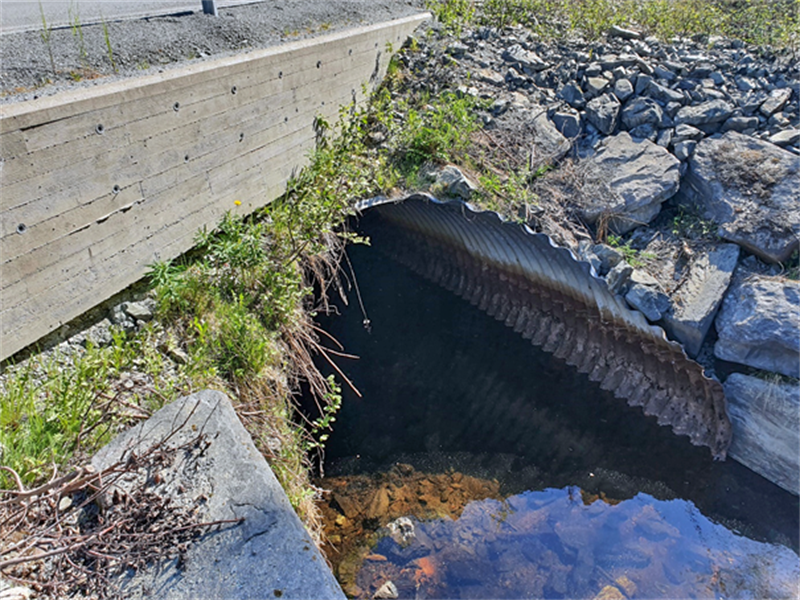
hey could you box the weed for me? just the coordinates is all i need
[426,0,476,35]
[396,91,481,171]
[671,206,717,240]
[69,0,88,66]
[101,17,117,73]
[607,234,656,267]
[782,250,799,281]
[0,327,184,489]
[137,60,151,70]
[38,1,57,78]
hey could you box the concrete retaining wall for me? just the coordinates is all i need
[0,13,428,362]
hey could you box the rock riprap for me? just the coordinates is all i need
[662,243,740,357]
[724,374,799,496]
[714,275,800,379]
[579,132,680,233]
[680,132,800,264]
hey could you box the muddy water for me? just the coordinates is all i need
[311,241,800,599]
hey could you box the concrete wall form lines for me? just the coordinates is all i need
[0,13,430,362]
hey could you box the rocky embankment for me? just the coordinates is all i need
[395,21,798,493]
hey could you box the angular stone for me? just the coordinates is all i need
[621,97,663,130]
[715,275,800,378]
[557,82,586,109]
[530,111,571,167]
[721,116,760,133]
[629,123,657,142]
[680,132,800,263]
[92,390,346,599]
[672,123,704,143]
[625,283,671,322]
[593,243,623,275]
[656,128,673,148]
[769,129,800,148]
[653,64,677,82]
[661,243,739,357]
[606,261,633,294]
[580,132,680,234]
[585,76,610,97]
[125,299,156,321]
[608,25,642,40]
[437,165,478,200]
[647,80,684,104]
[585,93,620,135]
[760,88,793,117]
[552,111,582,139]
[725,374,799,496]
[502,44,548,73]
[477,68,505,86]
[675,99,734,125]
[613,78,634,102]
[674,140,697,161]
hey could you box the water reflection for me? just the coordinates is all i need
[359,487,799,599]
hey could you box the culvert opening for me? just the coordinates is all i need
[304,197,799,599]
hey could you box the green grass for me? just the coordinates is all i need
[607,234,657,268]
[0,327,181,489]
[478,0,799,48]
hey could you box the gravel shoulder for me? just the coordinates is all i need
[0,0,426,103]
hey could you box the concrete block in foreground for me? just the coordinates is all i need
[92,389,345,600]
[725,374,799,496]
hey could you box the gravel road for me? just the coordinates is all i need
[0,0,427,103]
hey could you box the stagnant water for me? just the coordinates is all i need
[308,239,799,599]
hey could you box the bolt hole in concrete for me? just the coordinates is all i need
[231,85,237,94]
[111,184,120,195]
[16,223,26,234]
[95,123,104,135]
[306,219,799,599]
[173,101,180,112]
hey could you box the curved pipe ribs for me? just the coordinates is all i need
[356,194,732,459]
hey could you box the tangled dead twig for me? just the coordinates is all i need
[0,432,243,599]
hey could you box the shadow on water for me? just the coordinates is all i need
[308,232,799,598]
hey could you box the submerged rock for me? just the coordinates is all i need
[580,132,680,234]
[714,275,800,378]
[680,132,800,263]
[725,373,799,496]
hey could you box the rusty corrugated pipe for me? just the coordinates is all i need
[355,194,732,459]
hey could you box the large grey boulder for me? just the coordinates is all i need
[675,99,734,126]
[714,275,800,378]
[662,243,739,357]
[680,132,800,263]
[725,374,799,496]
[92,390,346,600]
[585,92,620,135]
[579,132,681,234]
[530,111,571,168]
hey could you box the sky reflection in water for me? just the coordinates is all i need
[362,487,799,599]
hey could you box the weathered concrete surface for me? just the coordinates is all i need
[715,275,800,378]
[680,132,800,264]
[662,243,740,357]
[0,13,429,362]
[725,374,800,496]
[580,132,681,234]
[92,390,346,600]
